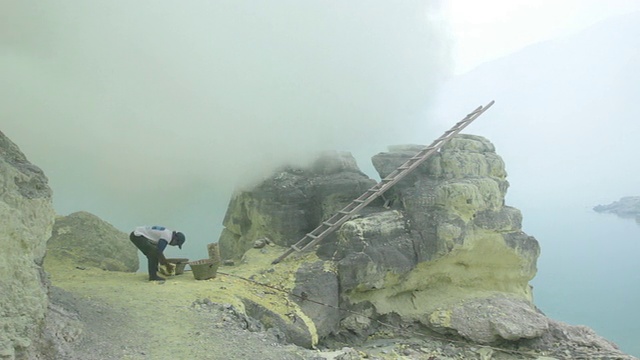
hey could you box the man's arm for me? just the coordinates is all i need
[157,239,169,265]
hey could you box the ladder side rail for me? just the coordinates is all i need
[379,105,491,185]
[294,108,476,254]
[298,191,385,253]
[296,135,452,253]
[376,131,461,189]
[272,101,494,264]
[272,247,296,265]
[295,197,375,249]
[299,196,382,251]
[378,101,494,188]
[273,198,366,263]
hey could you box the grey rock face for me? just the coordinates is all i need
[0,131,56,359]
[335,210,417,293]
[334,135,540,332]
[0,131,52,200]
[242,298,315,348]
[45,211,139,272]
[521,319,635,360]
[428,296,549,344]
[291,261,340,339]
[219,151,376,260]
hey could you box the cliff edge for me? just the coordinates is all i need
[0,131,59,359]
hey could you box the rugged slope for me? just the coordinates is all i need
[44,241,637,360]
[216,134,636,359]
[0,131,56,359]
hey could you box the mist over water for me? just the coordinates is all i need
[521,199,640,356]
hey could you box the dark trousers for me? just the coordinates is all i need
[129,232,159,278]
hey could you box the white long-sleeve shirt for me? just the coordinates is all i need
[133,226,173,245]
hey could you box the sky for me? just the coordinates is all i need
[437,0,640,207]
[444,0,640,74]
[2,1,639,258]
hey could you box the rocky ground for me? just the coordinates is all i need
[43,246,638,360]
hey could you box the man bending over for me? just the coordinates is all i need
[129,225,186,281]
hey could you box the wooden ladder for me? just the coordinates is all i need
[272,100,495,264]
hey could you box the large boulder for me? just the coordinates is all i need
[46,211,139,272]
[218,151,376,260]
[427,296,548,344]
[521,318,632,359]
[0,131,56,358]
[333,135,540,341]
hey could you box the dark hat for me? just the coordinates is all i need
[174,232,186,249]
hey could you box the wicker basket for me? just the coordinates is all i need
[166,258,189,275]
[189,259,219,280]
[207,243,221,262]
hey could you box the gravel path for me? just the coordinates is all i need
[49,285,327,359]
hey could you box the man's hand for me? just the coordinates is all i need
[159,263,176,276]
[165,263,175,274]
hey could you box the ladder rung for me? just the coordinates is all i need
[307,233,318,239]
[323,221,335,227]
[329,211,345,218]
[292,245,302,252]
[342,203,358,211]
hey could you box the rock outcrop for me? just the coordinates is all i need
[0,131,56,359]
[594,196,640,221]
[333,135,541,343]
[214,132,634,355]
[219,151,376,260]
[45,211,139,272]
[218,134,550,348]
